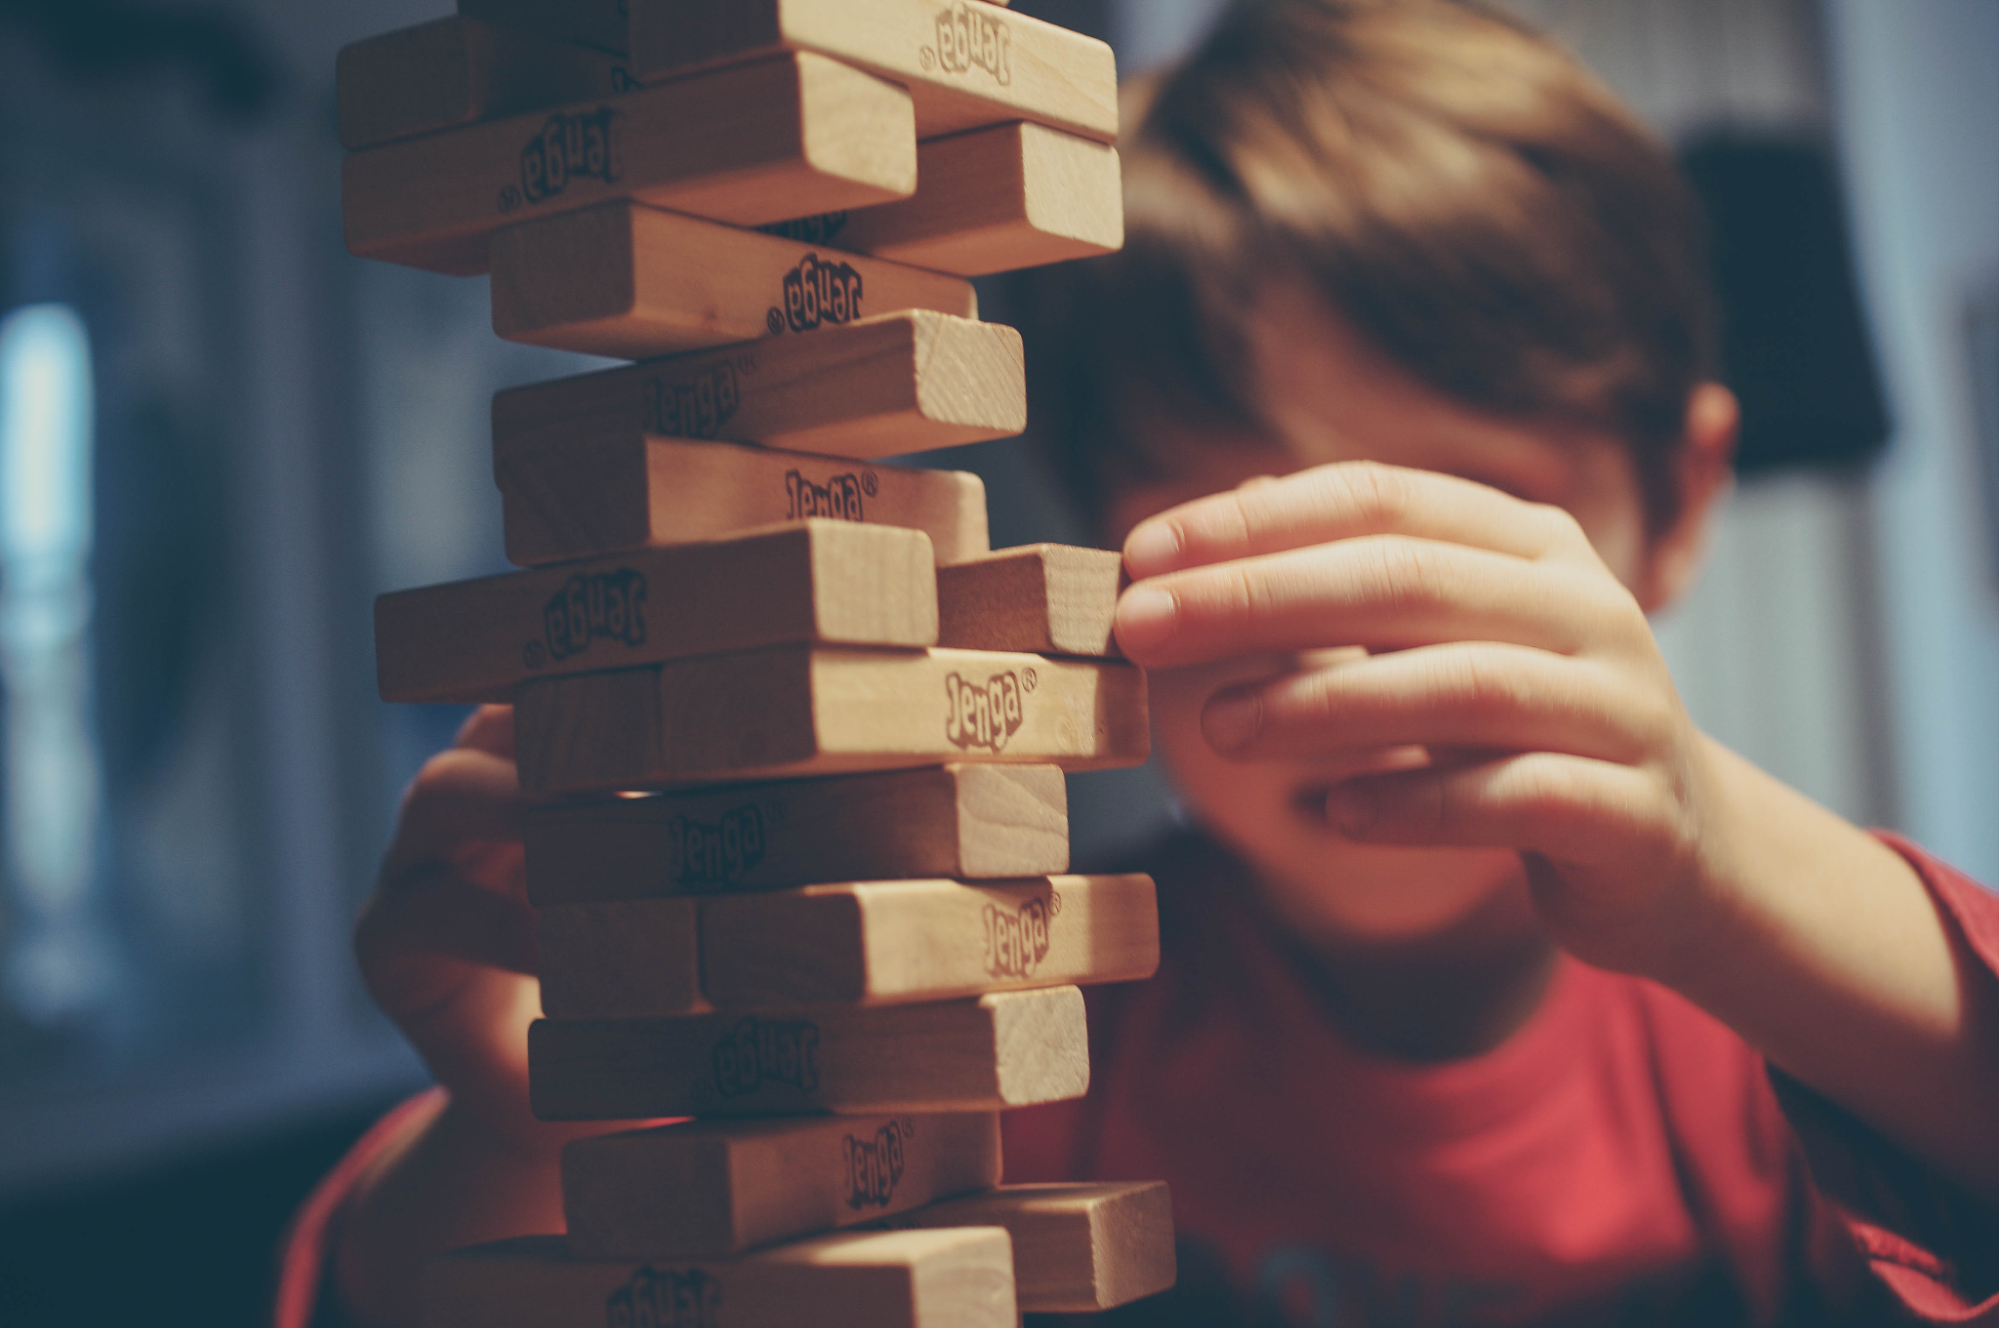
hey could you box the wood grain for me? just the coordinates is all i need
[937,543,1124,657]
[629,0,1117,142]
[523,764,1067,905]
[458,0,631,56]
[536,897,708,1020]
[498,434,990,568]
[512,646,1149,794]
[344,52,915,274]
[375,520,937,704]
[529,987,1088,1116]
[489,201,975,360]
[336,17,633,150]
[562,1112,1001,1258]
[701,874,1159,1008]
[492,310,1022,463]
[884,1181,1176,1312]
[420,1227,1016,1327]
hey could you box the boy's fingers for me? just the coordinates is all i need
[455,704,517,759]
[383,747,528,877]
[358,866,540,981]
[1201,644,1659,764]
[1117,535,1634,667]
[1123,461,1583,578]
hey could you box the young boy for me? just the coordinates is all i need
[298,1,1999,1322]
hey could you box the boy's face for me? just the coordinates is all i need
[1108,287,1716,947]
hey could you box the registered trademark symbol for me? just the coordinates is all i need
[1049,890,1064,917]
[861,470,879,496]
[764,801,787,825]
[919,46,935,69]
[1021,666,1038,691]
[522,640,545,669]
[498,185,522,212]
[766,307,784,335]
[737,350,759,374]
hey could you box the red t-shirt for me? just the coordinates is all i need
[1003,830,1999,1324]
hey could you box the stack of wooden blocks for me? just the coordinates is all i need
[343,1,1176,1323]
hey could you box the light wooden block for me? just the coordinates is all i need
[375,520,936,705]
[886,1182,1176,1313]
[420,1228,1017,1327]
[499,434,989,568]
[563,1112,1001,1258]
[513,646,1149,793]
[492,311,1023,463]
[938,543,1123,657]
[344,52,915,275]
[771,121,1122,277]
[336,17,633,151]
[524,764,1067,904]
[458,0,630,56]
[702,874,1158,1008]
[629,0,1117,142]
[490,201,976,360]
[537,897,708,1020]
[529,987,1088,1117]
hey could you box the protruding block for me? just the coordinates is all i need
[490,202,976,360]
[492,311,1023,463]
[524,764,1068,905]
[537,897,707,1020]
[343,52,916,274]
[512,646,1149,793]
[702,874,1159,1008]
[336,17,632,150]
[938,544,1123,657]
[459,0,630,56]
[420,1228,1017,1327]
[498,434,990,568]
[529,987,1088,1116]
[375,521,937,704]
[629,0,1118,142]
[563,1112,1001,1258]
[773,121,1122,277]
[886,1182,1177,1313]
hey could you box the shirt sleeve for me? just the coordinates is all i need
[1769,833,1999,1326]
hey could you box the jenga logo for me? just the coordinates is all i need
[646,361,739,439]
[773,252,863,334]
[983,895,1052,978]
[535,569,645,666]
[761,213,850,246]
[509,108,622,210]
[604,1266,720,1327]
[669,806,765,888]
[945,670,1025,752]
[845,1121,908,1209]
[930,3,1011,84]
[712,1016,820,1097]
[785,469,870,521]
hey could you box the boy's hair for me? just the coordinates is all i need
[1017,0,1715,536]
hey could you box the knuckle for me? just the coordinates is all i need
[1334,460,1411,529]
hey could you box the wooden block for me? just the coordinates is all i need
[458,0,630,56]
[420,1227,1016,1327]
[629,0,1117,143]
[770,121,1122,277]
[938,544,1123,657]
[885,1182,1176,1312]
[375,520,936,705]
[492,311,1022,463]
[563,1112,1001,1258]
[523,765,1067,905]
[529,987,1087,1116]
[490,201,976,360]
[703,874,1158,1008]
[537,897,707,1020]
[513,646,1149,793]
[336,17,634,151]
[343,52,915,275]
[497,433,990,568]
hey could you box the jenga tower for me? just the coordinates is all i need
[344,2,1177,1323]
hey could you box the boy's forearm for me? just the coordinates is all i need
[1661,737,1999,1198]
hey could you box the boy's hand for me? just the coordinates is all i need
[1112,460,1722,979]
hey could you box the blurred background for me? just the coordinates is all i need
[0,0,1992,1321]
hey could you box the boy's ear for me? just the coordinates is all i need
[1636,382,1738,614]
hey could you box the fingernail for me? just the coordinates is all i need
[1203,691,1263,751]
[1327,785,1376,835]
[1124,521,1182,577]
[1115,584,1179,652]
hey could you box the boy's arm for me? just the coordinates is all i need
[1114,461,1999,1200]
